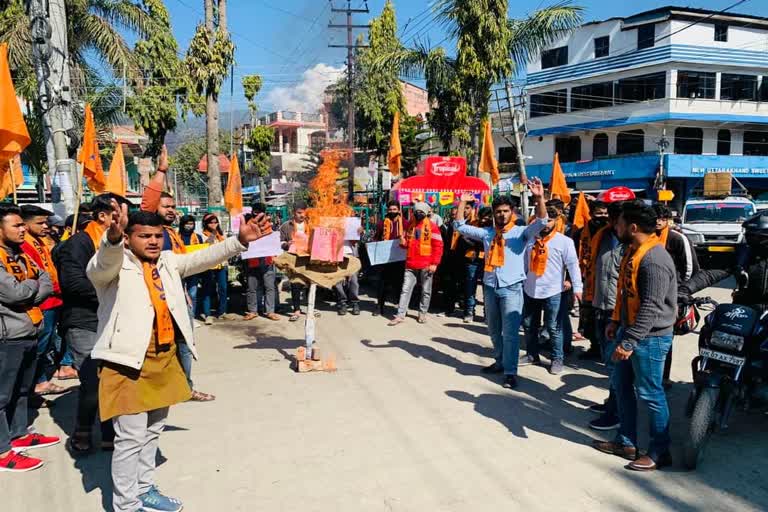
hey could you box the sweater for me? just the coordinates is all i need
[404,219,443,270]
[620,244,678,347]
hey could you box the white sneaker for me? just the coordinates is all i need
[204,316,214,325]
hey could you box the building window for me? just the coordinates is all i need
[529,89,567,117]
[760,77,768,101]
[571,82,613,111]
[615,72,666,104]
[675,127,703,155]
[744,131,768,156]
[616,129,644,155]
[717,129,731,155]
[541,46,568,69]
[721,74,758,101]
[677,71,716,99]
[594,36,609,58]
[715,23,728,42]
[637,24,655,50]
[555,136,581,163]
[593,133,609,158]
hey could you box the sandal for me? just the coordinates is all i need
[289,312,303,322]
[35,382,69,396]
[189,390,216,402]
[54,367,79,380]
[265,313,281,321]
[67,431,92,455]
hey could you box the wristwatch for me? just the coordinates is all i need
[620,341,635,352]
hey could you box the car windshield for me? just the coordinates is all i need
[684,203,754,223]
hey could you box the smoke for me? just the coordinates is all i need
[265,63,344,113]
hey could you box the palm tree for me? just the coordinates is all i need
[385,1,583,174]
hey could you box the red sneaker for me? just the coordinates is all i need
[10,433,61,452]
[0,451,44,472]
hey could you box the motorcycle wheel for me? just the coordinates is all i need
[683,386,720,470]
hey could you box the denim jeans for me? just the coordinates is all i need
[177,341,194,390]
[594,309,618,421]
[464,261,482,316]
[184,275,201,317]
[523,293,564,361]
[397,268,434,317]
[560,291,573,354]
[613,333,673,460]
[484,282,524,375]
[35,308,61,383]
[0,338,37,453]
[201,267,228,317]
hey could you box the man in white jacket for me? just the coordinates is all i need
[87,201,271,512]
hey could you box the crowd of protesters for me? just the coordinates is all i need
[0,163,706,512]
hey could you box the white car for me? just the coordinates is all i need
[680,197,755,261]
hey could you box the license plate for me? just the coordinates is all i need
[708,246,736,253]
[700,348,745,366]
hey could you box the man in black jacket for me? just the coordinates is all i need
[55,194,128,452]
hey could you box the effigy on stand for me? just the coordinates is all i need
[274,150,360,373]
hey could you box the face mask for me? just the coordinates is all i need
[414,212,426,221]
[386,212,399,220]
[591,217,608,229]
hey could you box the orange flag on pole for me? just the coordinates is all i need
[77,104,106,193]
[0,43,30,161]
[105,142,127,196]
[479,119,499,185]
[572,191,591,230]
[387,111,402,176]
[0,155,23,202]
[549,152,571,205]
[224,152,243,215]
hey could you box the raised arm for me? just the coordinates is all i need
[140,145,168,213]
[523,178,548,240]
[455,192,489,241]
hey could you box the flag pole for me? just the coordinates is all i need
[71,161,85,234]
[9,161,17,204]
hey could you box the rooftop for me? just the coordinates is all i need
[583,5,768,29]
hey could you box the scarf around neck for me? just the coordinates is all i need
[484,219,515,272]
[529,229,558,277]
[612,234,662,325]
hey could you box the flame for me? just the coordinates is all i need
[306,149,353,227]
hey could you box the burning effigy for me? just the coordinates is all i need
[274,150,361,372]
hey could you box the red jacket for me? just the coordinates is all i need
[403,219,443,270]
[21,240,63,310]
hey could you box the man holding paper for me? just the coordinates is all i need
[244,203,280,321]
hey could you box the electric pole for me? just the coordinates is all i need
[497,79,529,215]
[329,1,369,200]
[27,0,77,215]
[655,127,669,190]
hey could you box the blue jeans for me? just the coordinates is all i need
[560,291,573,353]
[594,309,618,421]
[177,341,194,389]
[523,293,564,362]
[613,334,673,460]
[464,261,482,316]
[35,308,61,383]
[201,268,228,317]
[185,275,201,316]
[484,282,524,375]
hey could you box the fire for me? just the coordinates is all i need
[306,149,353,224]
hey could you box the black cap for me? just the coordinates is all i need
[20,204,54,220]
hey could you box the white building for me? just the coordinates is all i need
[502,6,768,205]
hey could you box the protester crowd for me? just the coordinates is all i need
[0,166,707,512]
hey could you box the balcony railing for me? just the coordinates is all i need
[258,111,325,126]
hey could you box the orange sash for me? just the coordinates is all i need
[84,221,107,250]
[382,216,403,241]
[658,225,670,247]
[0,247,44,325]
[484,219,515,272]
[612,235,662,325]
[407,219,432,256]
[24,233,59,290]
[529,229,558,277]
[181,232,201,246]
[165,226,187,254]
[555,215,566,234]
[583,225,610,302]
[203,229,225,243]
[142,262,175,348]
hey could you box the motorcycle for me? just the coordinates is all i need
[682,298,768,470]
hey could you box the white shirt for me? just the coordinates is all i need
[523,232,583,299]
[295,222,306,234]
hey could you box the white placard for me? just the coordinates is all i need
[365,240,407,265]
[241,231,282,260]
[345,217,362,240]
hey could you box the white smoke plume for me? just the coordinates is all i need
[265,63,344,113]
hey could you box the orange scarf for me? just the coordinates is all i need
[578,223,594,275]
[24,233,59,290]
[0,247,44,325]
[382,216,403,241]
[181,232,202,246]
[658,225,670,247]
[484,219,516,272]
[583,224,611,302]
[142,262,175,348]
[451,210,476,250]
[612,235,662,325]
[407,219,432,256]
[84,221,107,250]
[203,229,225,243]
[165,226,187,254]
[529,229,558,277]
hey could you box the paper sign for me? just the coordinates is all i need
[185,243,209,253]
[411,192,425,203]
[399,192,411,205]
[439,191,454,205]
[425,192,439,205]
[366,240,407,266]
[242,231,282,260]
[345,217,362,240]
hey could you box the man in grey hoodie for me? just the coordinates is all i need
[0,205,58,473]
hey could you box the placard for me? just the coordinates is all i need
[241,231,282,260]
[185,243,209,253]
[344,217,362,240]
[365,240,407,266]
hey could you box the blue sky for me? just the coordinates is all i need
[161,0,764,112]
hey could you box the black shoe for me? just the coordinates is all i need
[589,415,620,431]
[338,303,348,316]
[502,375,518,389]
[578,347,602,361]
[351,303,361,315]
[519,354,541,367]
[372,310,380,317]
[589,403,607,414]
[481,362,504,374]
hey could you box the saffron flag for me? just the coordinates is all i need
[0,43,30,161]
[549,152,571,205]
[224,152,243,215]
[0,155,23,201]
[388,111,402,176]
[572,191,591,230]
[478,119,499,185]
[105,142,127,196]
[77,104,106,193]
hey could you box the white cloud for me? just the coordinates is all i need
[265,63,344,113]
